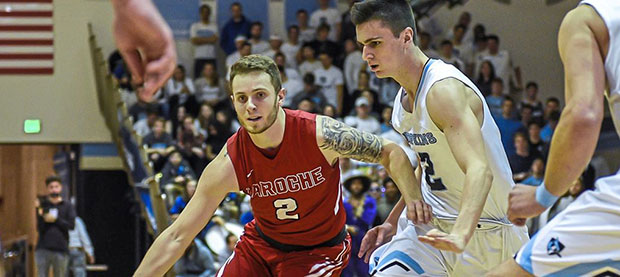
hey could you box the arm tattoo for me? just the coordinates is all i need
[319,117,383,163]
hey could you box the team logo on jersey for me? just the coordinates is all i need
[547,237,565,258]
[403,132,437,146]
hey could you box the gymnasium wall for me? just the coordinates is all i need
[0,0,578,143]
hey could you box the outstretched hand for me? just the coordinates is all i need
[418,229,467,253]
[112,0,176,102]
[358,222,396,263]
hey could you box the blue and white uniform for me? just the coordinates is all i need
[515,1,620,276]
[369,59,528,276]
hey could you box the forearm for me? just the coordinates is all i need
[134,226,192,276]
[452,166,492,240]
[380,141,422,202]
[544,108,602,196]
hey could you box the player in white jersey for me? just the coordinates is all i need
[488,1,620,276]
[351,0,528,275]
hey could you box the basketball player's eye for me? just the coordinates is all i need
[258,92,266,98]
[238,95,247,102]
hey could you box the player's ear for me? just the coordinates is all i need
[277,88,286,105]
[401,27,414,45]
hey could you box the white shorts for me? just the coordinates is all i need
[370,216,529,276]
[515,174,620,276]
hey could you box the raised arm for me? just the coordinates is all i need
[507,6,606,224]
[316,115,430,224]
[418,79,493,253]
[134,147,238,276]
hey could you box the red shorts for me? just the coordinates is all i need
[217,221,351,277]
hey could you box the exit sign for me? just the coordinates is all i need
[24,119,41,134]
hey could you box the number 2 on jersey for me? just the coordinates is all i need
[274,198,299,220]
[418,152,447,191]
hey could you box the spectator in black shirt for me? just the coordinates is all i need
[143,118,175,172]
[35,176,76,277]
[307,24,340,65]
[509,132,542,182]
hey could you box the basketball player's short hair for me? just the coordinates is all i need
[350,0,417,41]
[45,176,62,186]
[230,55,282,95]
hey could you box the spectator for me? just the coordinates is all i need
[35,176,76,277]
[542,165,595,224]
[520,81,544,121]
[343,39,364,95]
[68,216,95,277]
[314,51,344,113]
[220,2,251,55]
[309,0,341,42]
[281,25,301,69]
[452,24,474,74]
[133,105,159,137]
[279,65,303,108]
[340,0,359,44]
[519,105,534,130]
[248,22,269,54]
[190,4,218,79]
[296,9,315,44]
[509,132,541,182]
[176,116,207,174]
[274,52,300,81]
[350,89,382,118]
[380,106,393,134]
[527,121,546,159]
[475,35,521,95]
[485,78,505,118]
[368,182,382,203]
[438,40,465,72]
[292,73,328,111]
[170,179,198,217]
[296,97,319,114]
[447,12,474,48]
[217,234,238,266]
[263,35,284,60]
[475,60,496,97]
[298,45,321,77]
[307,24,340,63]
[374,177,401,226]
[194,63,226,107]
[543,96,561,124]
[160,151,196,188]
[494,97,524,156]
[166,65,199,116]
[168,106,187,140]
[418,31,439,59]
[143,118,175,172]
[541,110,561,143]
[521,157,545,186]
[226,42,252,81]
[342,171,376,277]
[174,238,217,277]
[322,104,339,120]
[195,103,214,137]
[205,118,233,162]
[344,97,381,135]
[225,36,248,73]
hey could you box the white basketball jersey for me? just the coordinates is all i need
[581,0,620,144]
[391,59,514,221]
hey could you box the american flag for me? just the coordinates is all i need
[0,0,53,74]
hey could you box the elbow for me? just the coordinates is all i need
[563,103,604,129]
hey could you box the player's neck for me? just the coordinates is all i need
[394,48,429,108]
[248,108,286,149]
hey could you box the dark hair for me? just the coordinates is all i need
[288,25,299,33]
[419,31,430,39]
[527,120,542,129]
[45,176,62,186]
[526,81,538,90]
[317,23,330,32]
[251,21,263,29]
[230,55,282,95]
[351,0,417,40]
[200,4,211,15]
[303,73,315,85]
[476,60,496,83]
[241,42,252,48]
[440,40,452,47]
[296,9,308,16]
[454,24,466,32]
[580,164,596,192]
[274,52,286,59]
[277,65,286,76]
[546,97,560,105]
[176,64,186,75]
[513,131,527,141]
[503,96,514,104]
[492,77,504,85]
[549,110,561,122]
[486,34,500,44]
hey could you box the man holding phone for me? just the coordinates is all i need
[35,176,76,277]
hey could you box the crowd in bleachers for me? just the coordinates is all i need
[107,1,598,276]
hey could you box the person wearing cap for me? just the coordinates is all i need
[263,35,284,60]
[225,36,249,71]
[342,170,377,277]
[344,97,381,135]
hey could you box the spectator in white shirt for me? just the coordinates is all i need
[274,52,300,81]
[189,4,218,78]
[194,63,226,107]
[344,97,381,135]
[314,52,344,113]
[225,36,248,71]
[309,0,341,42]
[343,38,363,95]
[296,9,316,44]
[281,25,301,69]
[452,24,474,75]
[68,217,95,277]
[263,35,283,60]
[248,22,269,54]
[298,45,322,77]
[279,65,304,108]
[439,40,465,72]
[165,65,199,115]
[475,34,522,95]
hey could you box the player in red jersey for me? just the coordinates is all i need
[134,55,431,276]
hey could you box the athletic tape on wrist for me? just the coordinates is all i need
[535,182,559,208]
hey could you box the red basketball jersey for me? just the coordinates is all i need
[227,109,345,246]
